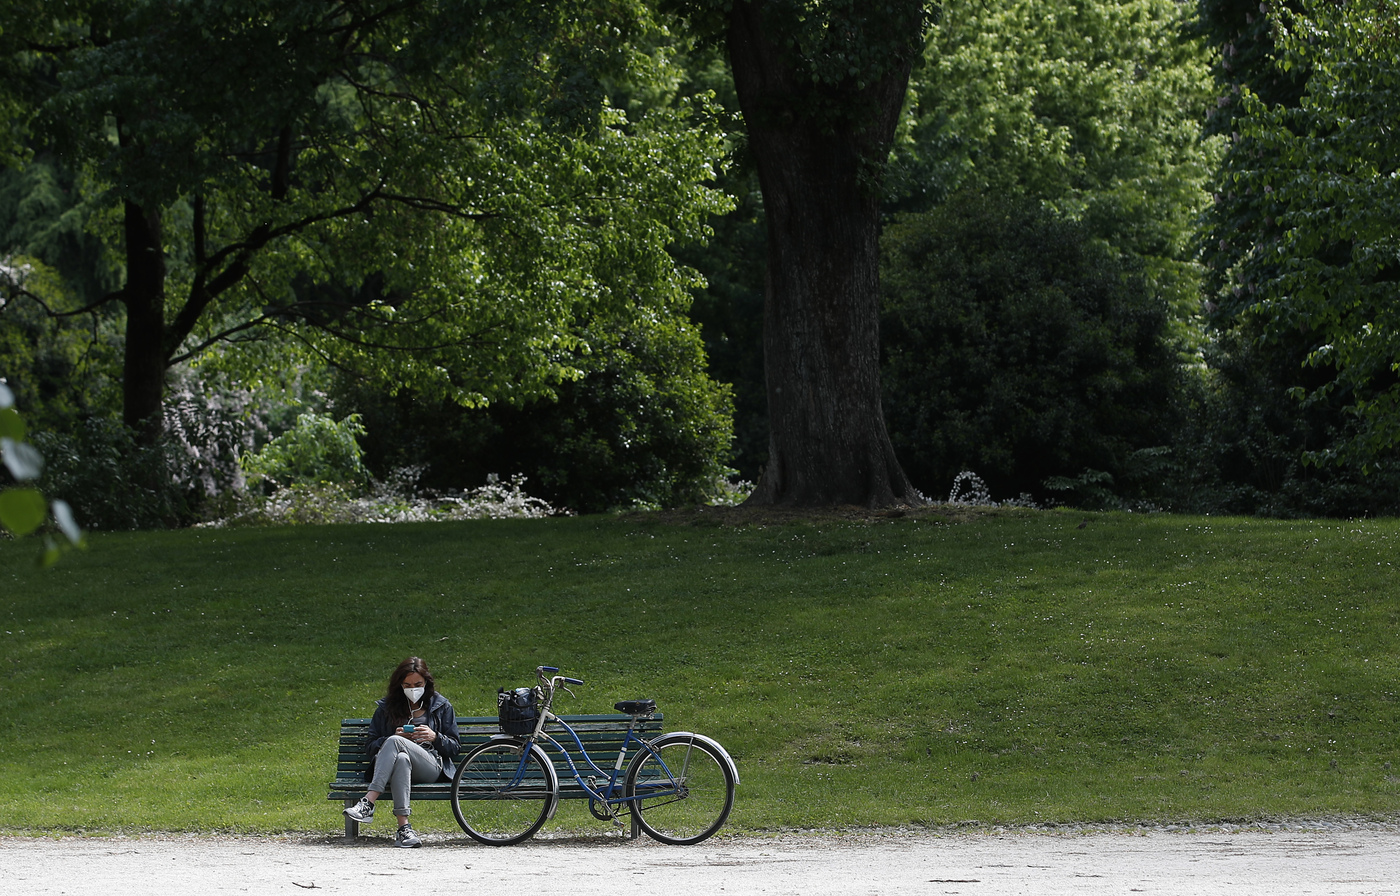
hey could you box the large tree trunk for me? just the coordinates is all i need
[121,199,168,445]
[727,4,923,507]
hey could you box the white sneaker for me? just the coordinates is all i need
[396,823,423,848]
[344,797,374,824]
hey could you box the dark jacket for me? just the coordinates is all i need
[366,692,461,781]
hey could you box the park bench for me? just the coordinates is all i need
[329,712,664,839]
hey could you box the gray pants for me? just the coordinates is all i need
[368,735,443,818]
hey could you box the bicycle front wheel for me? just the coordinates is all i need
[451,740,558,845]
[626,735,735,845]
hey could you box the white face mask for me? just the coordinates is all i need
[403,686,425,705]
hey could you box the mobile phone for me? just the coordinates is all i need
[402,723,416,733]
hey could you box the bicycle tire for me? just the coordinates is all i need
[451,740,558,845]
[626,734,735,845]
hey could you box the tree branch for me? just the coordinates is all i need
[0,281,122,318]
[167,185,387,352]
[167,297,509,367]
[374,192,499,220]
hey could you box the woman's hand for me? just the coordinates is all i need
[410,725,436,745]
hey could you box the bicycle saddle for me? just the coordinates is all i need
[615,699,656,716]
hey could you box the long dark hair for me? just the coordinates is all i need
[382,656,437,726]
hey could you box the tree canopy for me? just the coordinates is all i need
[1220,0,1400,467]
[6,0,1395,520]
[895,0,1219,337]
[0,0,731,442]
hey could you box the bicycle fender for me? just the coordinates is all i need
[650,732,740,785]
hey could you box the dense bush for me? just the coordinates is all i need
[32,418,195,530]
[27,368,272,530]
[1164,326,1400,518]
[241,411,369,491]
[880,192,1188,506]
[338,315,735,514]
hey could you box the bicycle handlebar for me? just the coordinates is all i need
[537,665,584,686]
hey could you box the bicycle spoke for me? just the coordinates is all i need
[627,737,734,845]
[451,741,557,845]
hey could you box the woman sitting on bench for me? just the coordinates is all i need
[344,656,461,847]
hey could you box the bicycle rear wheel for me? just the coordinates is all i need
[626,735,735,845]
[451,740,558,845]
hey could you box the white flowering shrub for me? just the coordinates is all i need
[947,471,1039,509]
[947,470,993,505]
[162,369,265,498]
[705,474,755,507]
[205,471,562,527]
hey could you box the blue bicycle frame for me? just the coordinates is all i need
[521,716,680,805]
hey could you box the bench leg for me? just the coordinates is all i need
[344,800,359,840]
[629,810,640,841]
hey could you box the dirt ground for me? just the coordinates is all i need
[5,823,1399,896]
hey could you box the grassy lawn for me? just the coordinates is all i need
[2,507,1398,836]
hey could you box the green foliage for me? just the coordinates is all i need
[241,412,369,492]
[30,417,192,531]
[16,356,305,533]
[663,0,931,86]
[511,316,735,512]
[0,251,123,434]
[1191,0,1400,512]
[1224,1,1400,467]
[339,311,736,514]
[0,381,84,562]
[1167,328,1400,518]
[678,178,767,482]
[665,41,769,482]
[0,0,732,427]
[0,158,119,310]
[1194,0,1310,139]
[897,0,1220,343]
[1194,0,1308,320]
[1,160,126,440]
[880,193,1186,504]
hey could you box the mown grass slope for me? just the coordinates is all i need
[2,508,1397,835]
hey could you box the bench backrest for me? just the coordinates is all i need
[334,714,665,789]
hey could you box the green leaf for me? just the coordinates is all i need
[0,488,48,537]
[0,407,23,442]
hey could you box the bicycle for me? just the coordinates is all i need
[450,665,738,846]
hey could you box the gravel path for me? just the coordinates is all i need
[5,823,1400,896]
